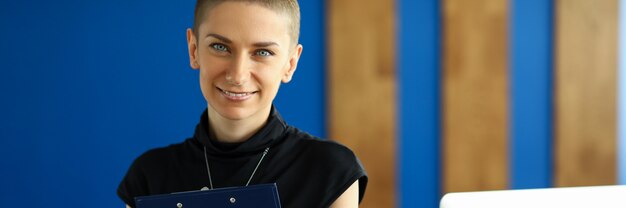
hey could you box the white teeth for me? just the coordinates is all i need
[222,89,250,97]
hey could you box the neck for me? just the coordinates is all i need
[207,106,271,143]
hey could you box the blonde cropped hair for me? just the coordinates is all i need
[192,0,301,45]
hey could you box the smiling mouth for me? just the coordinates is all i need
[216,87,258,99]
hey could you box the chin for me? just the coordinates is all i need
[215,106,255,120]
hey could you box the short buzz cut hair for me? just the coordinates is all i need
[192,0,301,45]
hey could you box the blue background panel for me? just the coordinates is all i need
[397,0,441,207]
[510,0,554,189]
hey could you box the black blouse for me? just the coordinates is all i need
[118,107,368,207]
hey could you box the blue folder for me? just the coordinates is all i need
[135,183,281,208]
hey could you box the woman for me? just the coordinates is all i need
[118,1,368,207]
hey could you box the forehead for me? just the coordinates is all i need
[199,2,291,45]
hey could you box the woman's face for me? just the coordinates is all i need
[187,2,302,121]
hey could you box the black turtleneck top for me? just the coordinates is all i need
[118,107,368,208]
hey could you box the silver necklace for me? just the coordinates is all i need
[202,146,270,190]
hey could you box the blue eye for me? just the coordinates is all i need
[256,50,273,57]
[211,43,228,52]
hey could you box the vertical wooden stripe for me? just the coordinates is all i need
[328,0,397,207]
[554,0,618,186]
[442,0,510,192]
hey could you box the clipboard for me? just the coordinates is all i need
[135,183,281,208]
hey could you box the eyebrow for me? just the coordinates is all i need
[205,33,232,44]
[205,33,280,48]
[252,42,279,47]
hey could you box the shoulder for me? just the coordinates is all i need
[305,138,359,164]
[287,127,358,160]
[122,140,188,184]
[285,126,364,171]
[284,127,368,205]
[132,142,184,170]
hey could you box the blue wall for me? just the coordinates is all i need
[396,0,556,206]
[397,0,440,207]
[274,0,325,137]
[6,0,621,207]
[510,0,554,189]
[0,1,324,207]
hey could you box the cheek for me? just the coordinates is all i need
[255,66,285,86]
[199,57,229,78]
[256,73,285,102]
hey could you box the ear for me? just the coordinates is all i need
[186,28,200,70]
[282,44,303,83]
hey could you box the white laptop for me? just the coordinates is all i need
[440,185,626,208]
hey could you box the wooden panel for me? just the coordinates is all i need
[554,0,618,186]
[442,0,510,193]
[327,0,396,207]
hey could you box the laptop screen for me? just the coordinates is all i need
[440,185,626,208]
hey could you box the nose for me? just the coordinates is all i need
[225,55,250,86]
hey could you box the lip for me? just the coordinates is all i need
[216,87,257,101]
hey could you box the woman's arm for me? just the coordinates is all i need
[126,204,131,208]
[330,180,359,208]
